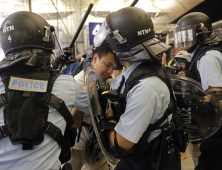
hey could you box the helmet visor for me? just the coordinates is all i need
[53,32,64,57]
[93,20,110,48]
[173,25,197,49]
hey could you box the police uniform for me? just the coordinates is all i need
[173,12,222,170]
[108,61,182,170]
[110,62,170,142]
[190,49,222,170]
[0,11,90,170]
[0,75,89,170]
[88,7,183,170]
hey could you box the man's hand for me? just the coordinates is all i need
[178,71,186,77]
[71,107,83,129]
[162,53,167,66]
[106,104,114,118]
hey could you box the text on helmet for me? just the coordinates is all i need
[3,25,14,33]
[138,28,152,36]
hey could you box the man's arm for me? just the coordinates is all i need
[73,79,90,114]
[106,107,135,151]
[198,53,222,102]
[71,107,84,129]
[198,53,222,91]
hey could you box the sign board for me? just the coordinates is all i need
[89,22,102,45]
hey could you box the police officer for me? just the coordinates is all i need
[0,11,89,170]
[173,12,222,170]
[93,7,181,170]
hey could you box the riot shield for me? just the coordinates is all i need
[85,66,119,168]
[81,137,108,170]
[170,75,222,141]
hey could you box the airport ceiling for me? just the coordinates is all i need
[0,0,221,33]
[81,0,206,32]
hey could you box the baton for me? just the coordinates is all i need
[130,0,139,7]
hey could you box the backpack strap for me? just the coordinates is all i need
[0,125,11,140]
[47,94,73,128]
[45,68,74,129]
[0,93,8,107]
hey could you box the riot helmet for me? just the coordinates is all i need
[173,12,222,51]
[0,11,56,71]
[94,7,171,62]
[0,11,55,55]
[174,50,191,62]
[173,50,190,70]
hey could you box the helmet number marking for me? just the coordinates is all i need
[8,35,12,43]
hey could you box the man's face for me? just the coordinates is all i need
[91,52,116,80]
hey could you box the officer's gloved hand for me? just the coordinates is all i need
[63,47,72,57]
[183,94,205,105]
[52,55,64,69]
[207,91,222,110]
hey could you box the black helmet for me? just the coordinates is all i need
[173,12,222,51]
[0,11,55,55]
[94,7,171,62]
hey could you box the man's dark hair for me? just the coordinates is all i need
[93,43,114,59]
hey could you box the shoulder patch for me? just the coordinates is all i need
[8,76,48,92]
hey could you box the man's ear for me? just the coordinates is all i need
[92,54,98,64]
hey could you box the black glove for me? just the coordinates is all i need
[183,94,205,105]
[63,47,73,57]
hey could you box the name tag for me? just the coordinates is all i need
[8,76,48,92]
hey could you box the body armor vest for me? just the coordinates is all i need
[0,65,76,164]
[188,42,222,83]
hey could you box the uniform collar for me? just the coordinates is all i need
[122,62,142,81]
[189,48,198,59]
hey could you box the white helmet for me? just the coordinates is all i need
[174,50,191,62]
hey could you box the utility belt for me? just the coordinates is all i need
[145,129,180,170]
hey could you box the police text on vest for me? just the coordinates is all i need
[8,76,48,92]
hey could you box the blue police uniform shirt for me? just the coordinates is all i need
[0,75,89,170]
[110,62,170,143]
[190,50,222,91]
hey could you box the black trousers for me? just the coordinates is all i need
[195,126,222,170]
[114,151,181,170]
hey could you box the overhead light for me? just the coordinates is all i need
[155,11,159,17]
[154,0,174,9]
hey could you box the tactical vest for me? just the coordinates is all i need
[103,60,181,160]
[188,42,222,83]
[0,65,76,164]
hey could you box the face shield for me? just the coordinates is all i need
[93,20,110,48]
[173,25,197,50]
[93,18,127,49]
[52,32,64,58]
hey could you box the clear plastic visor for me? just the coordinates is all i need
[93,21,110,48]
[52,32,64,57]
[173,25,197,49]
